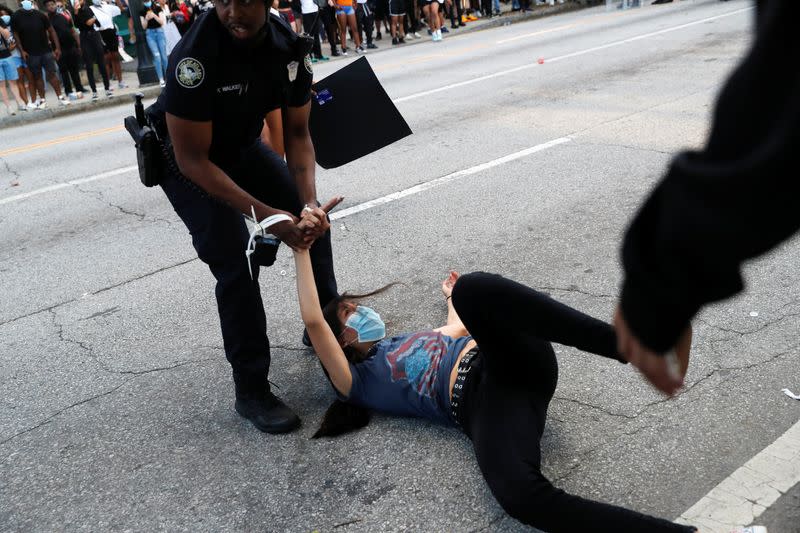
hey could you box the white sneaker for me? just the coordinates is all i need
[26,101,37,110]
[159,79,166,88]
[730,527,768,533]
[37,99,47,110]
[105,89,114,99]
[92,92,99,101]
[18,103,27,112]
[8,105,16,116]
[58,95,70,106]
[118,81,128,89]
[413,32,421,38]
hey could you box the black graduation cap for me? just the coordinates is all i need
[309,57,413,169]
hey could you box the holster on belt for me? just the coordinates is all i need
[123,93,164,188]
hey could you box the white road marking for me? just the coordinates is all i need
[677,418,800,532]
[0,166,138,206]
[0,139,571,211]
[393,6,752,103]
[330,137,571,220]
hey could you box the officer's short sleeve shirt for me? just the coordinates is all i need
[156,10,313,165]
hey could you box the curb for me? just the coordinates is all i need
[0,85,163,129]
[0,2,586,129]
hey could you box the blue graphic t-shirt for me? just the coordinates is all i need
[342,331,474,426]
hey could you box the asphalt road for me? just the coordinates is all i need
[2,1,799,531]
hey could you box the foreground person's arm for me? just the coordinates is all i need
[166,113,310,249]
[294,248,352,396]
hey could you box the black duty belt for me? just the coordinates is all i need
[450,346,480,431]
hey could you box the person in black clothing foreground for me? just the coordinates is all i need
[615,0,799,395]
[147,0,338,434]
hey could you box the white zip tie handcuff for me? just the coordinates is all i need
[245,206,292,280]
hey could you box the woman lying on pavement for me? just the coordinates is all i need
[291,202,697,533]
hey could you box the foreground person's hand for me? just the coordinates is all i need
[614,307,692,396]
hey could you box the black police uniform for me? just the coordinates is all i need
[149,10,338,397]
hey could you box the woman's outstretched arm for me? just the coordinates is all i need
[293,248,353,396]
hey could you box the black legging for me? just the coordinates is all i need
[355,2,375,45]
[57,47,85,95]
[321,5,339,55]
[451,273,696,533]
[302,12,324,58]
[79,32,110,92]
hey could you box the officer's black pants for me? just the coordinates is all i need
[160,140,338,388]
[451,273,696,533]
[58,47,85,95]
[355,3,375,44]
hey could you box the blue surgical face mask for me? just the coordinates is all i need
[1,14,10,24]
[143,1,151,6]
[92,0,101,5]
[21,1,34,10]
[344,306,386,343]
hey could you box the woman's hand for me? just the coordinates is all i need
[298,195,344,242]
[442,270,459,299]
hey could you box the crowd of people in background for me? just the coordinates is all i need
[0,0,567,117]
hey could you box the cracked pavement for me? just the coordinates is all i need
[1,2,799,532]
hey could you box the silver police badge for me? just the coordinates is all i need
[287,61,299,82]
[304,55,313,75]
[176,57,205,89]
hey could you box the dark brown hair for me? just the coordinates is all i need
[311,284,397,439]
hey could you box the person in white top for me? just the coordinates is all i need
[299,0,328,61]
[89,0,126,89]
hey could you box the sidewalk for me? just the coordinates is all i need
[0,0,585,129]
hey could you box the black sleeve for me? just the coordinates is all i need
[75,8,92,29]
[619,1,800,353]
[162,52,215,121]
[40,11,52,29]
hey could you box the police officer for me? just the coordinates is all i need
[147,0,338,434]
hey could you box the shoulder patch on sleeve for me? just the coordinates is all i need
[175,57,205,89]
[304,54,313,75]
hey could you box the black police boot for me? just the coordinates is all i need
[234,380,301,434]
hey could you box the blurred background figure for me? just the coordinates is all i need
[74,0,113,99]
[138,0,167,86]
[11,0,70,108]
[355,0,376,49]
[300,0,329,61]
[0,6,27,115]
[43,0,85,100]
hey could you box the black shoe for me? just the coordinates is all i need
[332,49,341,56]
[398,37,405,44]
[376,32,382,40]
[302,329,312,347]
[367,42,378,49]
[392,37,399,45]
[234,386,301,434]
